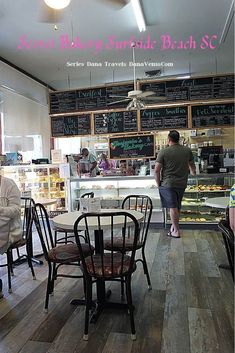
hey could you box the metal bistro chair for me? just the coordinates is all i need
[104,195,153,293]
[33,203,94,312]
[54,192,94,245]
[74,211,139,341]
[0,197,36,293]
[218,218,234,281]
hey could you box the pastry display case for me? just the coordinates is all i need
[2,164,68,210]
[67,176,164,223]
[67,173,234,226]
[167,173,234,225]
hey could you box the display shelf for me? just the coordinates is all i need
[2,164,69,210]
[166,173,234,225]
[67,175,164,223]
[67,173,234,226]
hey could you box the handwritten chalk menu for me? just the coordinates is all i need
[50,91,77,114]
[51,117,65,136]
[109,135,155,159]
[51,115,91,137]
[140,106,188,131]
[94,111,137,134]
[140,74,234,102]
[76,87,107,110]
[192,103,234,127]
[49,84,135,114]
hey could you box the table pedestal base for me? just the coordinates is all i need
[70,289,131,324]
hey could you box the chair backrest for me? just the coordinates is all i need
[121,195,153,246]
[218,219,235,248]
[218,218,234,280]
[33,203,55,261]
[21,197,36,240]
[77,192,94,210]
[74,211,139,279]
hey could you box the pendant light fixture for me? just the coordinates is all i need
[44,0,71,10]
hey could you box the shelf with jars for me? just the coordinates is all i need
[2,164,68,210]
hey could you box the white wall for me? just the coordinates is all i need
[0,61,50,159]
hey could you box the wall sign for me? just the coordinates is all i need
[109,134,155,159]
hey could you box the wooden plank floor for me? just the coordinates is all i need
[0,229,234,353]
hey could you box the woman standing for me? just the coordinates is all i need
[99,153,116,171]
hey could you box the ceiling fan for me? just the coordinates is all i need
[39,0,129,23]
[108,42,166,110]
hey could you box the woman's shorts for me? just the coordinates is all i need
[159,186,185,209]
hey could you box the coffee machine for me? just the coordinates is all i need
[199,146,223,173]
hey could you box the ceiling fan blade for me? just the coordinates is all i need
[138,91,156,98]
[39,3,64,23]
[96,0,130,9]
[107,98,131,105]
[108,95,129,98]
[142,96,167,101]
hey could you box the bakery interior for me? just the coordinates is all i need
[0,0,234,352]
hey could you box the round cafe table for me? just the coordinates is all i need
[52,208,144,322]
[52,208,144,231]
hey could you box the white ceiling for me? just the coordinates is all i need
[0,0,234,90]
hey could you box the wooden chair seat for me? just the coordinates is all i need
[104,238,143,252]
[48,243,94,263]
[8,238,27,249]
[83,253,136,278]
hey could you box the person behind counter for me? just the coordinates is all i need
[98,153,116,171]
[119,160,135,176]
[80,148,98,177]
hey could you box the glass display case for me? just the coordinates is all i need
[167,173,234,225]
[67,176,164,223]
[2,164,68,210]
[67,173,234,226]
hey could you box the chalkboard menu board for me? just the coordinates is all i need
[50,91,77,114]
[109,135,155,159]
[140,74,234,102]
[49,83,134,114]
[76,87,107,110]
[94,111,137,134]
[140,106,188,131]
[51,115,91,137]
[192,103,234,127]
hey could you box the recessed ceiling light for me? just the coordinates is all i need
[44,0,71,10]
